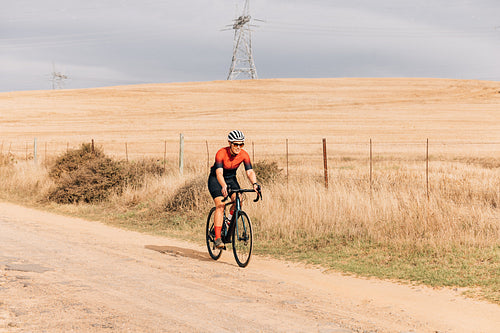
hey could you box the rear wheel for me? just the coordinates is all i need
[232,211,253,267]
[206,207,222,260]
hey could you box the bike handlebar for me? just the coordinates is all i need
[222,187,262,203]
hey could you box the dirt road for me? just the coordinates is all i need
[0,202,499,332]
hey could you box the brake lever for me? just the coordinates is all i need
[253,190,262,202]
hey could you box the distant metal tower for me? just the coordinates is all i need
[226,0,258,80]
[50,62,68,89]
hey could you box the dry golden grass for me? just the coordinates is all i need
[3,152,497,247]
[0,160,53,202]
[242,162,499,248]
[1,78,499,244]
[1,78,499,159]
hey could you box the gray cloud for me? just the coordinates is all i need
[1,0,499,92]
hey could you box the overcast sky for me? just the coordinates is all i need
[1,0,499,92]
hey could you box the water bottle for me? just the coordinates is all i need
[222,217,230,236]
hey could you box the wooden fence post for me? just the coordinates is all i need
[286,138,289,187]
[33,138,37,164]
[322,138,328,189]
[164,140,167,173]
[125,142,129,162]
[426,138,429,199]
[370,138,373,193]
[252,141,255,162]
[179,133,184,176]
[206,140,210,170]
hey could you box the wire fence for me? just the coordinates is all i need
[3,136,500,162]
[3,136,498,222]
[3,136,499,185]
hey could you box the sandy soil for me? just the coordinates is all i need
[1,201,499,333]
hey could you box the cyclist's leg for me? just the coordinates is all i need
[208,174,225,245]
[206,207,222,259]
[213,197,225,227]
[212,197,225,245]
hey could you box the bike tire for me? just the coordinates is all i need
[206,207,223,260]
[232,211,253,267]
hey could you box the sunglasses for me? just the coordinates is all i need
[232,142,244,147]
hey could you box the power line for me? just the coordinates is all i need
[0,27,171,50]
[260,20,500,38]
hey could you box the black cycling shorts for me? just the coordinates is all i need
[207,175,240,199]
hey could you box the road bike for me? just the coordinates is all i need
[206,188,261,267]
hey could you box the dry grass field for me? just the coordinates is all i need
[1,78,500,302]
[1,78,499,158]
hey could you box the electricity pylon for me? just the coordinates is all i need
[50,62,68,89]
[225,0,259,80]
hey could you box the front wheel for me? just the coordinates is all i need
[232,211,253,267]
[206,207,222,260]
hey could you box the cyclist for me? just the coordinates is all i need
[208,130,260,249]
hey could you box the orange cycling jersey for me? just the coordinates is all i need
[210,147,252,178]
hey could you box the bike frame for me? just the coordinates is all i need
[206,187,261,267]
[221,189,260,243]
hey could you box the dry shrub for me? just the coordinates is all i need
[0,152,16,166]
[47,144,171,204]
[253,160,284,185]
[453,157,500,169]
[47,143,126,203]
[164,176,211,212]
[49,143,103,179]
[123,158,165,188]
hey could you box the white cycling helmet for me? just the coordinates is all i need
[228,130,245,142]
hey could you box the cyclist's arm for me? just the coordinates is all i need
[242,150,259,191]
[246,169,259,191]
[215,168,228,197]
